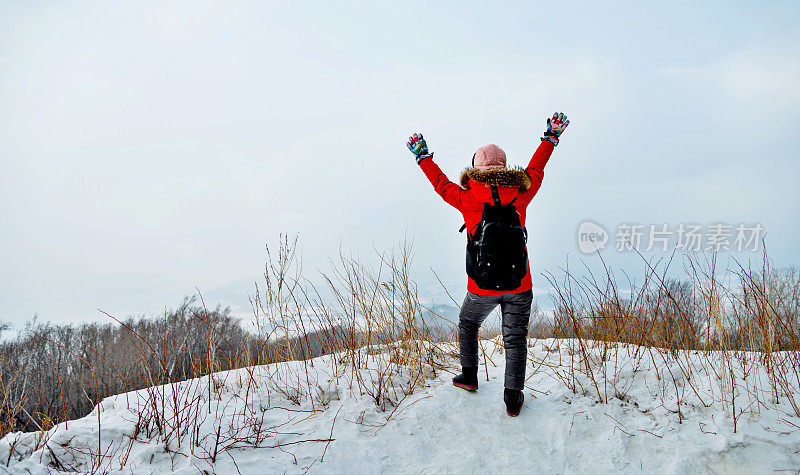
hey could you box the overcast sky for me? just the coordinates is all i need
[1,1,799,326]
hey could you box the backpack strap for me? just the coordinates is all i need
[459,224,466,233]
[490,186,502,206]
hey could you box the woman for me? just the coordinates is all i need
[406,112,569,416]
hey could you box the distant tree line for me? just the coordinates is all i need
[0,297,254,435]
[0,296,360,438]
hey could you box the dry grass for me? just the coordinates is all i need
[0,236,798,472]
[0,235,450,471]
[530,247,800,428]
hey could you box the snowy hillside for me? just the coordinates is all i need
[2,336,798,474]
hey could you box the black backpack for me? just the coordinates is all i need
[460,185,528,291]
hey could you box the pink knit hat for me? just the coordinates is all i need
[473,144,507,170]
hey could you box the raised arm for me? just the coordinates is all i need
[522,112,570,200]
[525,140,555,195]
[407,132,467,210]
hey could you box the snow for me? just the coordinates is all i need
[2,338,799,474]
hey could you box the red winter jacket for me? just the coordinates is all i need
[419,140,555,295]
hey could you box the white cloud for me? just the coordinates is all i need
[659,44,800,118]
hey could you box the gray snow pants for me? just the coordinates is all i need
[458,290,533,391]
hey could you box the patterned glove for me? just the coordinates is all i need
[406,132,433,164]
[541,112,570,146]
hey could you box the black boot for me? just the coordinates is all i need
[504,388,524,416]
[452,366,479,391]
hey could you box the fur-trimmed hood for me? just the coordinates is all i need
[459,167,531,191]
